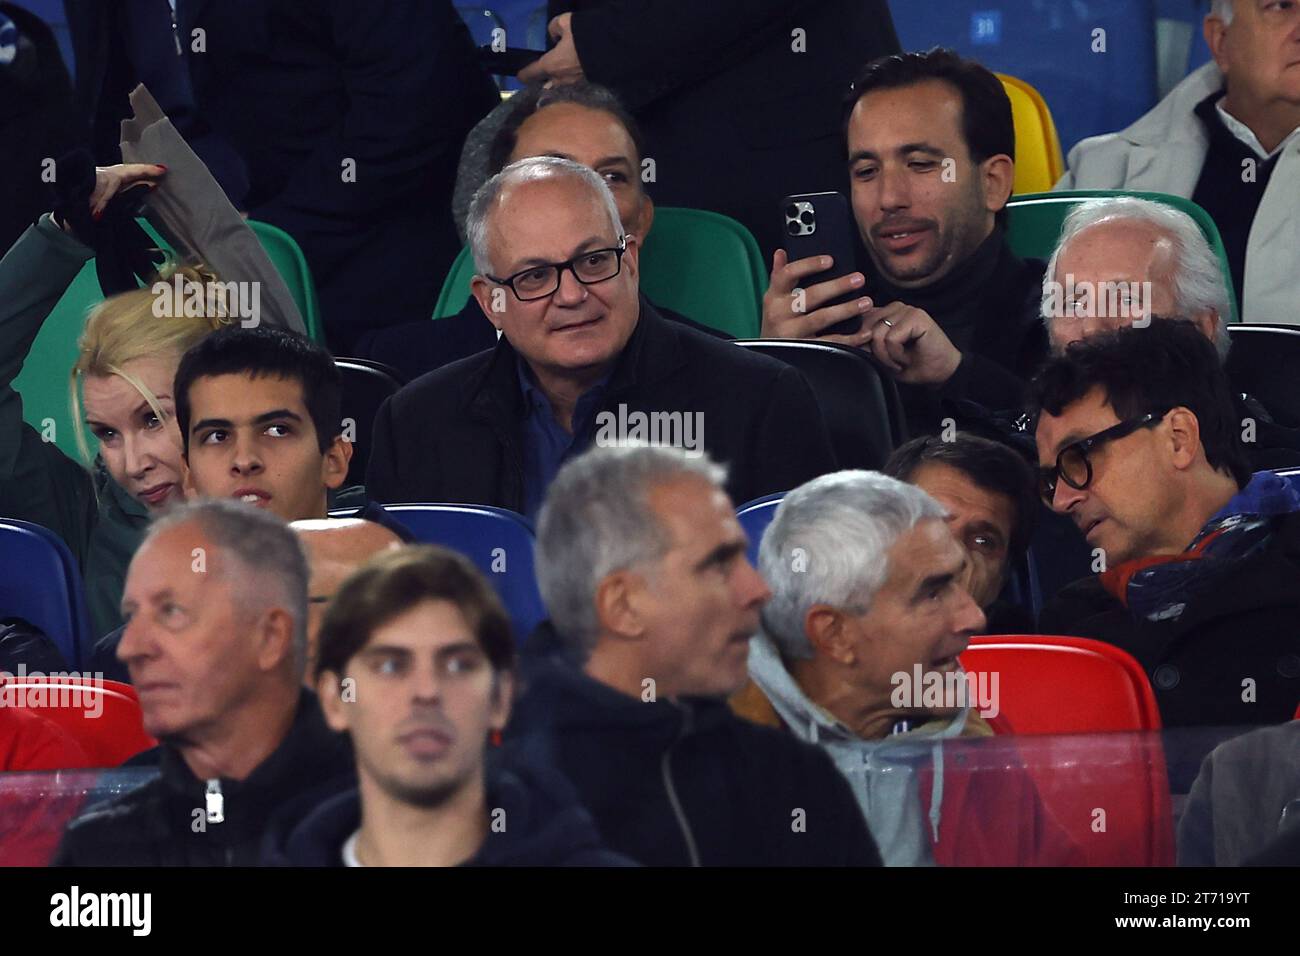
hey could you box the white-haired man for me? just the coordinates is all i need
[731,470,1081,866]
[1041,196,1300,469]
[1058,0,1300,325]
[366,156,836,520]
[1042,197,1233,358]
[506,443,882,867]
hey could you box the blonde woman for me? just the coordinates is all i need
[0,164,229,637]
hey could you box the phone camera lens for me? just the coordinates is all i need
[786,220,802,236]
[784,204,799,220]
[799,211,814,225]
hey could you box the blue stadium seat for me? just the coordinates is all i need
[0,518,92,670]
[1274,468,1300,495]
[736,493,785,566]
[474,0,549,48]
[344,504,546,643]
[890,0,1159,153]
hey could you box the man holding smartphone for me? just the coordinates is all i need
[762,50,1048,436]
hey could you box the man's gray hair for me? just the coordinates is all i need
[759,471,946,662]
[145,499,310,679]
[466,155,623,274]
[1042,196,1233,359]
[536,444,728,653]
[1210,0,1234,24]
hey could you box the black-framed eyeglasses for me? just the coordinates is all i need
[486,237,627,302]
[1038,409,1170,504]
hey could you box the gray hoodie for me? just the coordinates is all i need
[746,632,972,866]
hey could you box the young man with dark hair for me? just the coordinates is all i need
[762,48,1048,435]
[89,326,403,682]
[264,545,630,866]
[175,326,352,521]
[885,433,1039,632]
[1033,320,1300,727]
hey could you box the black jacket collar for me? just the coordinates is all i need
[512,628,737,745]
[268,759,618,867]
[156,689,350,815]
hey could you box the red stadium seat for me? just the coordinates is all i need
[959,635,1173,865]
[960,634,1161,734]
[0,676,155,767]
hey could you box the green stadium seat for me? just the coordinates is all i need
[1006,190,1239,324]
[431,247,474,319]
[433,206,765,339]
[13,258,106,460]
[244,219,325,343]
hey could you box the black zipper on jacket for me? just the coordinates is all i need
[660,702,702,867]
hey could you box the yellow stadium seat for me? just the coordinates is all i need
[998,73,1065,195]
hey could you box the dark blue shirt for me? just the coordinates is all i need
[516,357,608,520]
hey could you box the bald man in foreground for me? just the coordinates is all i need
[292,518,404,683]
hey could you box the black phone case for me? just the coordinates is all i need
[478,46,544,76]
[780,191,863,336]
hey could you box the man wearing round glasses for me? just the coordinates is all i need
[1032,320,1300,727]
[469,164,639,388]
[365,156,836,520]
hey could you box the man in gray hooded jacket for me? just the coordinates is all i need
[731,470,1081,866]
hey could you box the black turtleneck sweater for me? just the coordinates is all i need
[1192,91,1281,321]
[871,227,1047,437]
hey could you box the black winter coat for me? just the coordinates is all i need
[262,760,634,867]
[1038,513,1300,728]
[502,640,882,867]
[179,0,497,349]
[366,303,838,511]
[54,691,352,866]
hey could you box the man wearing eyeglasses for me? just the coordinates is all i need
[366,156,836,520]
[1032,320,1300,727]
